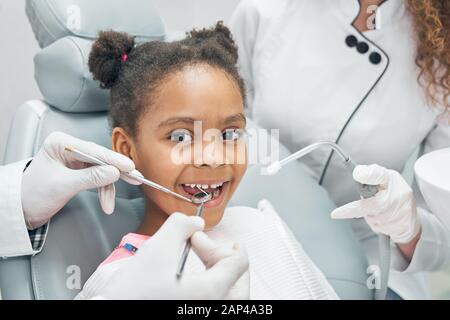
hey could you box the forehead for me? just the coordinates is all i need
[143,64,244,126]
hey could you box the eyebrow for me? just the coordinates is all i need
[224,113,246,125]
[157,113,246,129]
[157,117,196,129]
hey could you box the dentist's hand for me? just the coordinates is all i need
[331,164,421,244]
[84,213,249,300]
[21,132,141,229]
[191,232,250,300]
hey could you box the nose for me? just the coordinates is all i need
[193,132,225,169]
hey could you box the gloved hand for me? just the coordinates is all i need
[21,132,141,229]
[191,232,250,300]
[331,164,421,244]
[84,213,249,300]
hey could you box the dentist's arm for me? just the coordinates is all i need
[77,213,249,300]
[0,160,35,257]
[0,132,140,257]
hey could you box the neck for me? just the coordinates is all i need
[136,200,168,236]
[353,0,387,32]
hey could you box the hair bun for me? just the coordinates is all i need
[88,30,135,89]
[188,21,238,63]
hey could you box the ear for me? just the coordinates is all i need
[111,127,136,161]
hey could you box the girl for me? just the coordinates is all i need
[77,22,338,300]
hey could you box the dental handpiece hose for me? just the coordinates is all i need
[279,141,350,167]
[265,141,378,197]
[345,158,390,300]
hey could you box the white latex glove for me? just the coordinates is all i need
[331,164,421,244]
[83,213,249,300]
[191,232,250,300]
[21,132,141,229]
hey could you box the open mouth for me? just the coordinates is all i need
[179,181,230,208]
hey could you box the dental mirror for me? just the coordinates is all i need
[191,190,212,204]
[176,188,212,278]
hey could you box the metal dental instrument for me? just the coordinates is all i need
[64,146,193,203]
[65,147,217,278]
[263,141,378,198]
[264,142,351,174]
[262,141,389,300]
[176,188,212,278]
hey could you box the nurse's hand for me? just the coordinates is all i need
[21,132,141,229]
[331,164,421,245]
[86,213,249,300]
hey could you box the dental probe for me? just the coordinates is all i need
[176,188,213,278]
[64,146,193,203]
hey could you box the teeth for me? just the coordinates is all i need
[183,182,226,189]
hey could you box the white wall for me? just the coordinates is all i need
[153,0,240,34]
[0,0,240,162]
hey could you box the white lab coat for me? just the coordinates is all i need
[0,160,42,257]
[230,0,450,299]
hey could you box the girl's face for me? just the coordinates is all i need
[112,64,247,230]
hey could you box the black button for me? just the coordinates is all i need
[356,41,369,54]
[369,52,382,64]
[345,35,358,47]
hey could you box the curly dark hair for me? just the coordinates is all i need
[88,21,246,137]
[407,0,450,116]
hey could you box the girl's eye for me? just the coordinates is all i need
[222,129,245,141]
[170,130,193,143]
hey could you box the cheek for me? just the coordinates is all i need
[134,143,185,207]
[224,139,247,165]
[230,163,247,196]
[134,144,176,182]
[233,140,248,183]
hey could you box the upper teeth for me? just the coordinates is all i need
[184,182,224,189]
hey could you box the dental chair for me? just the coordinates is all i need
[0,0,372,299]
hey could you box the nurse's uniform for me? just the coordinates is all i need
[229,0,450,299]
